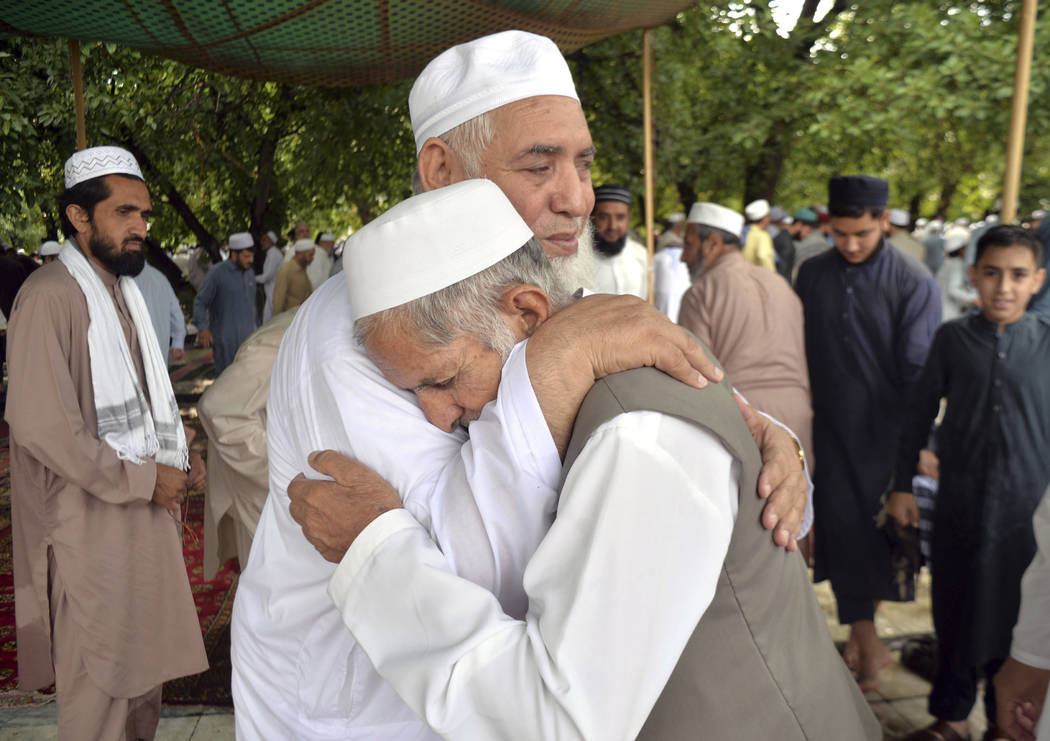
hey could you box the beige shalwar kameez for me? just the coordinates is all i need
[5,258,207,738]
[199,309,296,578]
[678,250,814,463]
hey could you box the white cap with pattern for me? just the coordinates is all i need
[64,146,144,189]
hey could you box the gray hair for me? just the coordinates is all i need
[354,237,572,356]
[691,223,742,248]
[412,111,496,194]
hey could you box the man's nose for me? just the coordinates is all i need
[419,393,461,433]
[550,166,592,219]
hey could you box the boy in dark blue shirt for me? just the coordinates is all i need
[891,225,1050,741]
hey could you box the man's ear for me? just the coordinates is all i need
[417,138,469,192]
[66,203,91,238]
[500,284,552,339]
[1034,267,1047,294]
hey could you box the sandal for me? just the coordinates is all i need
[903,719,971,741]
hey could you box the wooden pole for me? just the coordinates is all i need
[69,39,86,150]
[642,28,655,304]
[1001,0,1037,223]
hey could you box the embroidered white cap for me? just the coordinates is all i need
[293,238,316,253]
[319,232,335,243]
[345,179,532,319]
[744,198,770,221]
[228,232,254,250]
[38,240,62,257]
[687,202,745,237]
[409,30,579,154]
[64,146,144,189]
[265,230,278,243]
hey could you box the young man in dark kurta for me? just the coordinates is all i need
[796,174,941,692]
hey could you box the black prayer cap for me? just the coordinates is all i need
[594,185,632,206]
[827,175,889,212]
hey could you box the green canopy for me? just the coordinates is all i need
[0,1,693,86]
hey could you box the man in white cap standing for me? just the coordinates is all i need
[655,211,686,250]
[678,202,813,472]
[887,208,927,265]
[306,230,336,289]
[652,220,691,322]
[254,230,282,323]
[4,145,207,738]
[37,239,62,265]
[233,30,809,739]
[590,184,649,299]
[192,231,258,375]
[742,197,776,270]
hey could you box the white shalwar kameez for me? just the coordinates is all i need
[1011,488,1050,741]
[231,277,562,740]
[652,245,691,322]
[592,237,649,300]
[327,411,739,740]
[305,246,333,290]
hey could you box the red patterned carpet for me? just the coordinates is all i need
[0,416,238,707]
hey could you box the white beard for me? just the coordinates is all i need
[550,221,597,296]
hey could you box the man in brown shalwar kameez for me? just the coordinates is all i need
[5,146,208,740]
[678,201,814,465]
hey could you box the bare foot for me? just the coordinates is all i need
[851,620,891,693]
[843,632,860,672]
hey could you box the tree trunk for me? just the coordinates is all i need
[121,138,222,262]
[935,181,958,219]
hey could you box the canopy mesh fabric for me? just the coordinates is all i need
[0,1,693,86]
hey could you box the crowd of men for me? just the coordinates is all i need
[3,26,1049,741]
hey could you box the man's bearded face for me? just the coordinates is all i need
[83,175,151,277]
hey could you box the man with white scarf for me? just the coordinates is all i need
[5,146,207,739]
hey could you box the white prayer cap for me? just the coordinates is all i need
[888,208,910,227]
[346,179,532,319]
[915,217,928,228]
[744,199,770,221]
[38,240,62,257]
[986,214,1000,225]
[293,238,316,253]
[319,232,336,243]
[955,216,969,226]
[265,230,278,243]
[64,145,143,189]
[228,232,254,250]
[409,30,579,154]
[928,219,943,231]
[1032,209,1046,219]
[944,232,969,254]
[687,202,745,236]
[667,212,685,225]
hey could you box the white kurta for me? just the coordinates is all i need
[230,277,561,739]
[1011,486,1050,741]
[592,238,649,300]
[328,411,738,740]
[255,246,283,323]
[652,246,691,322]
[305,247,334,290]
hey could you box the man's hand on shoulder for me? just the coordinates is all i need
[527,294,723,455]
[733,393,807,551]
[288,450,402,563]
[153,463,188,515]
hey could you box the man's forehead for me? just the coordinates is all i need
[488,96,593,155]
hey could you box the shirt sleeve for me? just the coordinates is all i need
[329,411,737,740]
[5,284,157,504]
[192,268,217,330]
[415,340,563,618]
[893,326,948,492]
[167,281,186,350]
[1011,487,1050,669]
